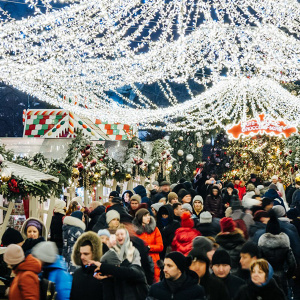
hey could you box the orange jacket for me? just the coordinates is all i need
[9,254,41,300]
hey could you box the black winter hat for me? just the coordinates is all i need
[287,208,300,219]
[212,250,231,266]
[262,197,273,208]
[188,248,210,266]
[227,183,234,189]
[109,191,119,198]
[266,213,281,235]
[166,251,189,274]
[240,241,259,257]
[178,189,191,199]
[1,228,24,246]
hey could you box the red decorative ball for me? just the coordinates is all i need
[289,150,293,154]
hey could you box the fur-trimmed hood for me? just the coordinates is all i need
[133,216,156,234]
[63,215,86,231]
[71,231,103,266]
[258,232,290,248]
[21,217,47,240]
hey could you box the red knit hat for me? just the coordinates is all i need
[220,217,235,233]
[181,211,194,228]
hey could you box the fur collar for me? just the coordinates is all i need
[63,215,86,231]
[133,216,156,235]
[72,231,102,266]
[258,232,290,248]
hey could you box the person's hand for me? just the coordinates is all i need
[94,273,108,280]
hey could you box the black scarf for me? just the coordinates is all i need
[165,273,187,294]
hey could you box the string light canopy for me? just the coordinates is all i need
[0,0,300,130]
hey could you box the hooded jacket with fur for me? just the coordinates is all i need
[133,216,163,282]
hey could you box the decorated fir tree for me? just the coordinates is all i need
[223,135,291,182]
[169,131,203,183]
[285,134,300,175]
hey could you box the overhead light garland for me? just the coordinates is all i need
[0,0,299,130]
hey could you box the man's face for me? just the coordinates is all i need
[251,178,256,183]
[234,180,240,186]
[212,264,231,278]
[153,185,160,191]
[173,205,183,217]
[193,200,203,211]
[109,218,120,229]
[161,185,170,193]
[130,200,139,210]
[227,187,233,194]
[163,258,182,281]
[260,217,270,224]
[189,260,206,279]
[80,245,93,266]
[108,196,114,203]
[240,253,256,270]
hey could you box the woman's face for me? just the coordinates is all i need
[27,226,39,239]
[182,194,192,204]
[142,213,151,225]
[212,189,218,196]
[116,229,127,245]
[124,193,130,203]
[251,265,266,285]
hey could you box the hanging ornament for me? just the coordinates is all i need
[125,174,131,181]
[177,150,184,156]
[115,169,120,173]
[197,142,202,148]
[1,168,11,182]
[110,171,115,177]
[154,162,160,168]
[72,168,79,178]
[100,170,106,176]
[90,158,97,167]
[94,172,100,180]
[127,167,132,173]
[186,154,194,162]
[206,138,211,144]
[179,136,184,141]
[77,163,84,172]
[193,170,197,176]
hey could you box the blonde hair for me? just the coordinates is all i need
[250,259,269,278]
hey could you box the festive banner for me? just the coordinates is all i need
[227,114,297,139]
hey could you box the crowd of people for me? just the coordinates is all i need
[1,173,300,300]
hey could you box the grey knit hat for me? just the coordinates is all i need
[151,203,164,212]
[193,195,203,204]
[182,203,193,214]
[192,236,213,253]
[32,241,58,263]
[106,210,120,224]
[200,211,212,224]
[4,244,25,266]
[130,194,141,204]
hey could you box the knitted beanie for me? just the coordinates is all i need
[212,249,231,266]
[192,236,213,252]
[181,211,194,228]
[253,210,269,222]
[268,183,278,191]
[168,192,178,202]
[54,199,66,215]
[200,211,212,224]
[193,195,203,204]
[4,244,25,266]
[71,211,83,221]
[182,203,193,214]
[135,208,149,223]
[266,214,281,235]
[130,194,141,204]
[25,219,43,235]
[1,228,24,246]
[178,189,191,199]
[109,191,119,198]
[151,203,164,212]
[166,251,188,274]
[111,197,123,204]
[227,183,234,189]
[220,217,236,233]
[240,241,259,257]
[97,229,111,238]
[32,241,58,263]
[106,210,120,224]
[272,205,286,218]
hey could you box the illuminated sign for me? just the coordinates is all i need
[227,114,297,139]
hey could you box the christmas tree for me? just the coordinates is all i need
[169,131,203,183]
[203,131,230,178]
[285,133,300,175]
[223,135,291,182]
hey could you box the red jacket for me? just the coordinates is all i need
[171,212,201,256]
[9,254,41,300]
[234,183,246,200]
[133,216,163,282]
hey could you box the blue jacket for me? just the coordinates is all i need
[43,255,73,300]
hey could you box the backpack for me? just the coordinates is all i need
[234,213,248,240]
[40,277,57,300]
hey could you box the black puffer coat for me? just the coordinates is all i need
[258,232,296,294]
[86,205,105,231]
[204,188,223,218]
[234,278,286,300]
[147,271,205,300]
[156,204,180,259]
[215,231,245,272]
[50,212,64,249]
